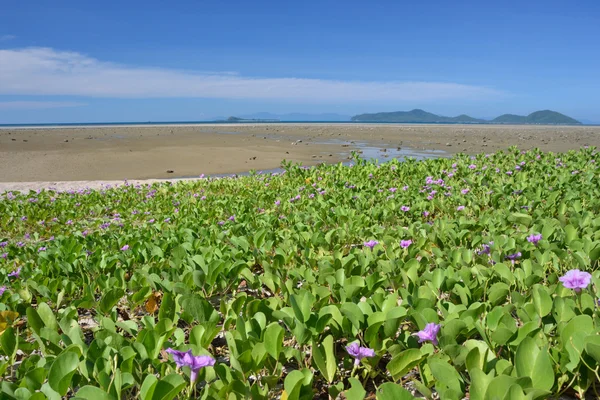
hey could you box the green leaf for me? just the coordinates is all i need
[503,384,526,400]
[151,374,186,400]
[468,368,494,400]
[376,382,416,400]
[531,285,552,317]
[158,292,176,321]
[283,369,312,400]
[36,303,58,331]
[99,289,125,314]
[387,349,423,380]
[139,375,158,400]
[0,326,17,359]
[48,351,80,396]
[312,335,336,384]
[508,213,532,227]
[26,307,44,335]
[428,358,464,396]
[515,337,554,391]
[75,386,116,400]
[264,322,284,360]
[344,378,366,400]
[584,335,600,363]
[290,292,313,323]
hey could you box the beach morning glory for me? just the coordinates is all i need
[166,348,216,382]
[121,245,129,251]
[559,269,592,292]
[416,323,441,345]
[401,206,410,212]
[8,267,21,279]
[346,342,375,366]
[527,233,542,245]
[363,240,378,249]
[400,239,412,249]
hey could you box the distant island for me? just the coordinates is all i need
[218,116,280,122]
[351,109,581,125]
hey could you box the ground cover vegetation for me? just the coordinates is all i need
[0,146,599,399]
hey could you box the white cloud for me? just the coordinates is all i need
[0,101,87,110]
[0,47,504,102]
[0,35,16,42]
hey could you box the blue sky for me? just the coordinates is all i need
[1,0,599,123]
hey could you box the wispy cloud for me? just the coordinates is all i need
[0,101,87,110]
[0,47,505,102]
[0,35,16,42]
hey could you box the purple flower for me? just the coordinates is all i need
[400,239,412,249]
[461,189,469,194]
[21,216,27,221]
[505,252,521,261]
[456,205,465,211]
[0,286,6,296]
[121,245,129,251]
[363,240,379,249]
[38,247,47,252]
[166,349,215,382]
[164,218,171,223]
[148,219,155,223]
[82,230,89,237]
[8,267,21,279]
[0,241,7,248]
[346,342,375,366]
[416,323,441,345]
[401,206,410,212]
[218,221,225,226]
[275,200,281,206]
[477,243,492,256]
[389,187,397,193]
[423,211,430,217]
[228,215,235,221]
[527,233,542,245]
[1,253,7,259]
[559,269,592,292]
[468,164,476,170]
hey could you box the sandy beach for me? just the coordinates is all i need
[1,123,599,192]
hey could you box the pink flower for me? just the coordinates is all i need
[559,269,592,292]
[121,245,129,251]
[400,240,412,249]
[401,206,410,212]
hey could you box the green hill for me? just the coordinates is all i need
[351,109,581,125]
[492,110,581,124]
[491,114,527,124]
[351,109,485,123]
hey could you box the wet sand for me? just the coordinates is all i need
[1,123,599,187]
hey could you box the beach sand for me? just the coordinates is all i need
[1,123,599,191]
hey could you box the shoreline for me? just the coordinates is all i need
[1,122,595,130]
[1,123,598,186]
